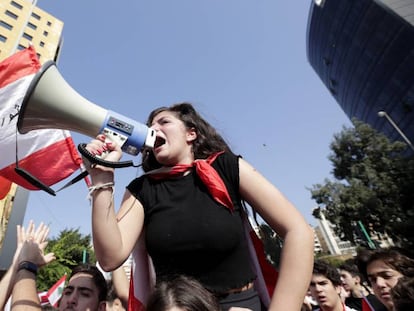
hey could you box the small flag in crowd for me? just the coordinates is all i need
[0,46,82,192]
[47,275,67,307]
[362,296,375,311]
[38,291,49,306]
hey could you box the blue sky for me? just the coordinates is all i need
[23,0,352,238]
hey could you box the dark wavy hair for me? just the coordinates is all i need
[312,260,342,286]
[146,275,221,311]
[339,262,363,278]
[142,103,230,172]
[391,277,414,311]
[355,247,414,284]
[366,248,414,277]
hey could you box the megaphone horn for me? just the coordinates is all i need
[17,61,156,167]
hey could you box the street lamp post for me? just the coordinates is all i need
[378,110,414,152]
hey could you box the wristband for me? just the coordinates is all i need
[18,261,38,275]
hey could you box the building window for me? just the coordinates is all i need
[0,20,13,30]
[22,32,33,41]
[43,30,48,36]
[47,21,52,26]
[10,1,23,9]
[31,12,40,20]
[0,34,7,42]
[17,44,26,50]
[27,22,37,30]
[5,10,18,20]
[39,41,45,47]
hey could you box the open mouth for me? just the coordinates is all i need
[154,136,166,148]
[317,296,327,303]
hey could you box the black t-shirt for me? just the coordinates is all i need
[127,152,256,293]
[345,294,387,311]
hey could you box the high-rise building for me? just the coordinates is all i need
[314,210,356,256]
[0,0,63,63]
[312,208,394,256]
[306,0,414,154]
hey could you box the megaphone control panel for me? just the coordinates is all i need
[102,110,156,156]
[108,116,134,135]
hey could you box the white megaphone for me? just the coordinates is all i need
[17,61,156,168]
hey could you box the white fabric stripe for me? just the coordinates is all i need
[0,73,70,169]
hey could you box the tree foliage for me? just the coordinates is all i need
[37,228,96,291]
[310,119,414,249]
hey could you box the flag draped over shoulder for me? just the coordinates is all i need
[0,46,82,190]
[47,275,67,307]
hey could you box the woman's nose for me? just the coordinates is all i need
[375,277,387,288]
[150,124,159,132]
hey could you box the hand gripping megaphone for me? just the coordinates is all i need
[17,61,156,168]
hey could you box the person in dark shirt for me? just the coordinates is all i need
[339,262,386,311]
[84,102,314,311]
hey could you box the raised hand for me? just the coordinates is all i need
[15,221,55,267]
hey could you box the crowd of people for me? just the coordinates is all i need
[302,248,414,311]
[1,103,413,311]
[1,221,413,311]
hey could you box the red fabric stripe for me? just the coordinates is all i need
[0,176,13,199]
[128,267,146,311]
[362,297,375,311]
[148,151,233,210]
[0,46,40,88]
[0,138,81,190]
[249,230,278,297]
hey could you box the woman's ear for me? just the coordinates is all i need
[186,127,197,143]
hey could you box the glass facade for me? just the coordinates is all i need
[307,0,414,154]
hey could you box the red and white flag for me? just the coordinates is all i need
[47,274,67,307]
[362,296,375,311]
[0,46,82,191]
[0,176,12,200]
[38,291,49,306]
[128,235,156,311]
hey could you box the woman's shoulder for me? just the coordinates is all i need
[126,174,150,195]
[214,150,241,166]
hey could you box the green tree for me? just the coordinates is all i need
[37,228,96,291]
[310,119,414,249]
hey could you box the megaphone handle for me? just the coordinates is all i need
[78,143,134,168]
